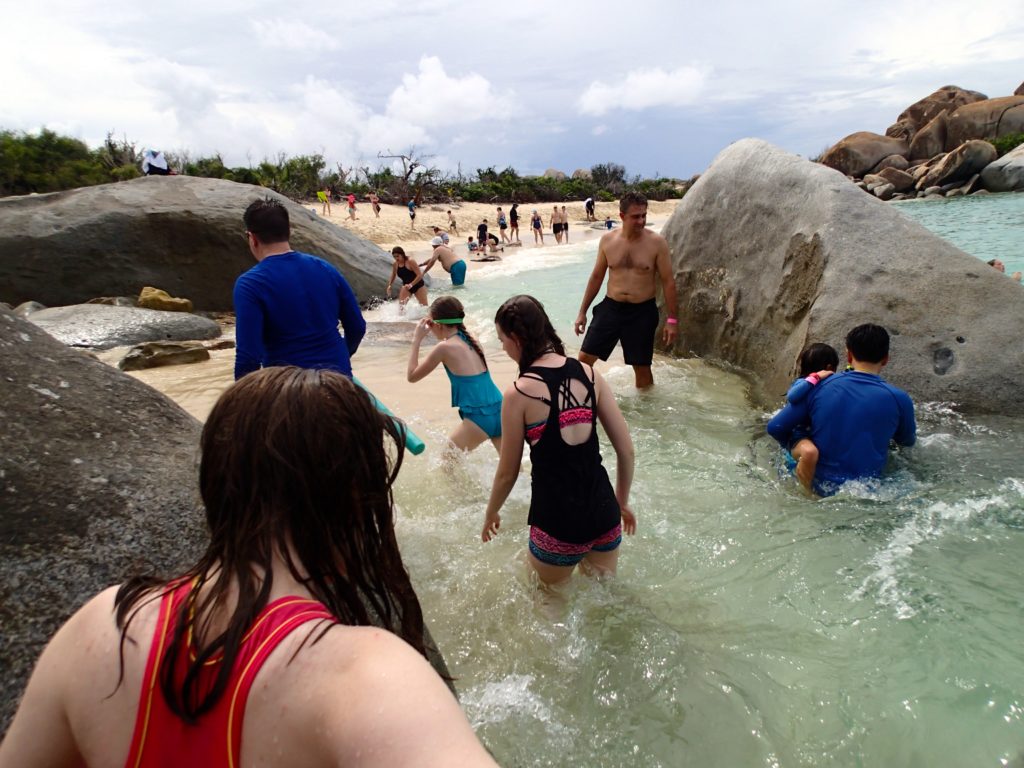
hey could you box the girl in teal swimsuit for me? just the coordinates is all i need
[407,297,503,455]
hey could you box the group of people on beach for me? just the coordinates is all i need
[2,190,922,766]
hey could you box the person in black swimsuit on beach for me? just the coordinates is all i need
[386,246,428,307]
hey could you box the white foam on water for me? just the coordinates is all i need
[852,495,1007,619]
[462,673,556,728]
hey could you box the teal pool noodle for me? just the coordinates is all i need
[353,376,426,455]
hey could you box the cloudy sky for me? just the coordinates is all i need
[5,0,1023,179]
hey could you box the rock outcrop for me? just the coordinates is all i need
[819,132,909,177]
[0,307,208,729]
[137,286,193,312]
[885,85,987,141]
[0,176,392,311]
[945,96,1024,150]
[662,139,1024,415]
[26,303,221,350]
[917,140,997,189]
[118,340,211,370]
[980,142,1024,192]
[908,111,948,161]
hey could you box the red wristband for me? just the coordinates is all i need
[665,317,678,325]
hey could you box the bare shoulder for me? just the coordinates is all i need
[274,626,496,766]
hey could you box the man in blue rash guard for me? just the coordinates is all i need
[767,324,916,495]
[233,198,366,380]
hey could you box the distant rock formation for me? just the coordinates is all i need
[662,139,1024,415]
[572,168,592,179]
[980,142,1024,192]
[543,168,567,180]
[0,176,393,311]
[820,84,1024,196]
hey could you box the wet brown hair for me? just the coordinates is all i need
[114,367,425,721]
[430,296,488,368]
[494,294,565,372]
[619,190,648,214]
[244,197,291,242]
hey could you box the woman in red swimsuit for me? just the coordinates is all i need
[1,367,495,768]
[482,295,636,588]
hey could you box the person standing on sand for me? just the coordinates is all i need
[369,191,381,218]
[551,206,562,244]
[482,295,635,589]
[317,189,332,216]
[448,210,458,234]
[509,203,520,243]
[421,236,468,286]
[477,218,489,251]
[0,367,498,768]
[574,191,679,389]
[561,205,570,243]
[497,207,510,243]
[530,209,544,245]
[407,198,417,228]
[346,193,358,220]
[233,198,365,380]
[584,196,595,221]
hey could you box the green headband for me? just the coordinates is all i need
[433,317,464,325]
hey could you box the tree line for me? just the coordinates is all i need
[0,128,691,203]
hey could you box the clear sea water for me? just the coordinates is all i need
[367,195,1024,768]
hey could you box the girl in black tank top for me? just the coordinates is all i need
[483,295,636,587]
[386,246,428,307]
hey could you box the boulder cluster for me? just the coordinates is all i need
[819,84,1024,200]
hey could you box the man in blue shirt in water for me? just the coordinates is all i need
[233,197,366,380]
[767,324,916,495]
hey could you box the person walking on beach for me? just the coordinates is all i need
[497,207,510,243]
[509,203,520,243]
[317,189,331,216]
[0,367,498,768]
[448,209,458,234]
[408,198,417,228]
[561,205,570,243]
[421,236,468,286]
[386,246,429,308]
[575,191,679,389]
[482,295,635,588]
[584,196,595,221]
[407,296,503,455]
[369,191,381,218]
[233,198,365,381]
[530,209,544,245]
[550,206,562,244]
[767,324,916,496]
[346,193,358,220]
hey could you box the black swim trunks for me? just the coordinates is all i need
[580,296,659,366]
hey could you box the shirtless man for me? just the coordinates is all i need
[574,191,678,388]
[551,206,563,244]
[420,236,468,286]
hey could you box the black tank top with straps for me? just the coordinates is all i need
[516,358,619,543]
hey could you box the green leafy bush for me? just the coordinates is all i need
[989,133,1024,157]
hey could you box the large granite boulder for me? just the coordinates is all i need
[662,139,1024,415]
[916,139,998,190]
[26,303,221,350]
[0,307,453,729]
[980,142,1024,192]
[0,176,392,311]
[945,96,1024,150]
[0,307,208,730]
[886,85,987,141]
[819,132,909,178]
[908,111,948,161]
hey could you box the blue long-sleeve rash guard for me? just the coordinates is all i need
[767,370,916,492]
[233,251,366,380]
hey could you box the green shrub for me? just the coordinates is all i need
[990,133,1024,157]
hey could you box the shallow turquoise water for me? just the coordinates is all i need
[895,191,1024,275]
[369,206,1024,767]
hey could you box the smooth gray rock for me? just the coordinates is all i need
[118,340,211,371]
[0,176,393,311]
[662,138,1024,415]
[980,142,1024,192]
[13,301,46,318]
[0,307,208,730]
[26,303,221,350]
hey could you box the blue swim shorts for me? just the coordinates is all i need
[449,259,467,286]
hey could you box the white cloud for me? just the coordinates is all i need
[386,56,514,128]
[250,19,341,52]
[592,125,608,136]
[577,65,710,116]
